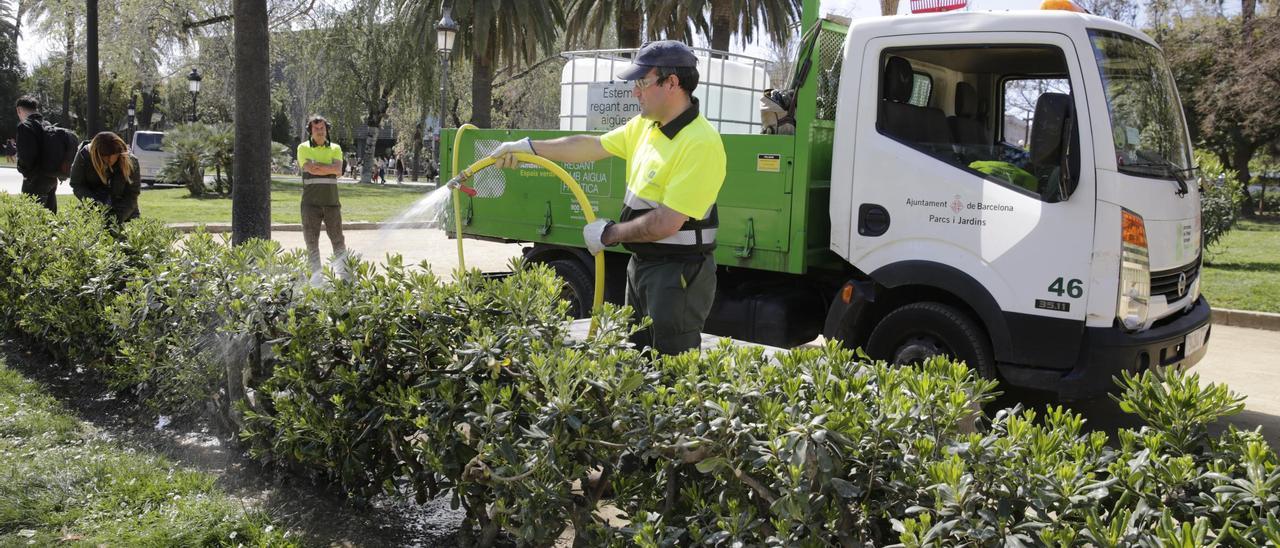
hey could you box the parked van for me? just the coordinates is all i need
[130,131,171,185]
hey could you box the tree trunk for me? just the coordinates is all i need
[616,2,643,49]
[471,38,495,128]
[881,0,901,16]
[86,0,99,135]
[361,121,378,184]
[411,124,421,182]
[61,21,74,125]
[231,0,272,245]
[139,87,158,130]
[709,0,734,52]
[1241,0,1256,50]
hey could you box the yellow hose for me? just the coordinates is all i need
[451,124,478,271]
[447,131,606,335]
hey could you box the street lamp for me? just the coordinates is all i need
[187,68,202,123]
[126,96,136,142]
[435,3,458,177]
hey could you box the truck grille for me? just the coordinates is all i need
[1150,258,1200,302]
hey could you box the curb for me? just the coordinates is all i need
[1212,308,1280,332]
[166,222,438,234]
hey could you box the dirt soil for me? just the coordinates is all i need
[1,339,467,547]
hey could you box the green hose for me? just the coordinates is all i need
[448,128,606,335]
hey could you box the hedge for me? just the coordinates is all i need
[0,194,1276,547]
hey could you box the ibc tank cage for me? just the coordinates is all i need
[558,47,775,135]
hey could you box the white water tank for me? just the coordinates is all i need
[559,49,770,134]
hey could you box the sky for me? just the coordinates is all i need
[14,0,1104,72]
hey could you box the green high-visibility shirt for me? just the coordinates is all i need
[297,140,343,206]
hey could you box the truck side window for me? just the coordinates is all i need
[877,46,1077,201]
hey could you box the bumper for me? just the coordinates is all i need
[999,296,1212,400]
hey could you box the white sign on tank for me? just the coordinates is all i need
[586,83,641,131]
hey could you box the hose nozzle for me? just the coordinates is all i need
[446,175,478,197]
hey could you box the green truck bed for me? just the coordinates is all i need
[440,16,849,275]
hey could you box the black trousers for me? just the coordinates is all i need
[21,179,57,213]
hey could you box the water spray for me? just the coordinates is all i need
[447,125,606,335]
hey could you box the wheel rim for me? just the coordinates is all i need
[890,335,948,365]
[560,285,585,317]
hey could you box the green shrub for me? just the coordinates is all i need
[0,197,174,364]
[1197,151,1244,252]
[0,195,1276,546]
[106,232,305,415]
[159,123,212,196]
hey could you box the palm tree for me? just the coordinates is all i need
[655,0,800,52]
[1,0,17,43]
[231,0,271,243]
[451,0,564,128]
[565,0,645,48]
[17,0,77,124]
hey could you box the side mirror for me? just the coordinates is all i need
[1029,93,1078,203]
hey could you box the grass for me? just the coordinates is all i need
[0,359,297,546]
[137,179,433,225]
[1201,216,1280,314]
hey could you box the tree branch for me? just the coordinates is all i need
[183,14,233,32]
[492,55,563,91]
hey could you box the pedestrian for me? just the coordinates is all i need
[14,96,59,212]
[68,131,142,224]
[375,156,386,184]
[296,115,347,273]
[4,139,15,164]
[488,41,726,356]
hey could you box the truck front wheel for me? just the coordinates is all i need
[865,302,996,379]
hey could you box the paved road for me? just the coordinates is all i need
[0,164,74,195]
[1195,325,1280,448]
[993,323,1280,450]
[274,226,525,281]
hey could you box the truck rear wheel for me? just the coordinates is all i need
[547,259,593,319]
[865,302,996,379]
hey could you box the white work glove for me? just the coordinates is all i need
[583,219,615,256]
[487,137,535,169]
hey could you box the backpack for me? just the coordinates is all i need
[38,123,79,180]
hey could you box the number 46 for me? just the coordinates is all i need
[1049,277,1084,298]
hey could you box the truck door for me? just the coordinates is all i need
[838,32,1098,369]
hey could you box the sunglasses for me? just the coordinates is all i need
[633,74,670,90]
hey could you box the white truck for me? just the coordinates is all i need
[446,2,1212,400]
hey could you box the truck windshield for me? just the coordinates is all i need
[1088,30,1192,179]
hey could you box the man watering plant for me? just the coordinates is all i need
[488,41,727,355]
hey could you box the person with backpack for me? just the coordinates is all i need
[14,96,60,212]
[68,132,142,224]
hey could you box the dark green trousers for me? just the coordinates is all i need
[625,253,716,356]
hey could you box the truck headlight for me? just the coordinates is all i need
[1118,209,1150,330]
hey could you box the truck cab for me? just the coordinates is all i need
[824,9,1210,398]
[442,1,1211,400]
